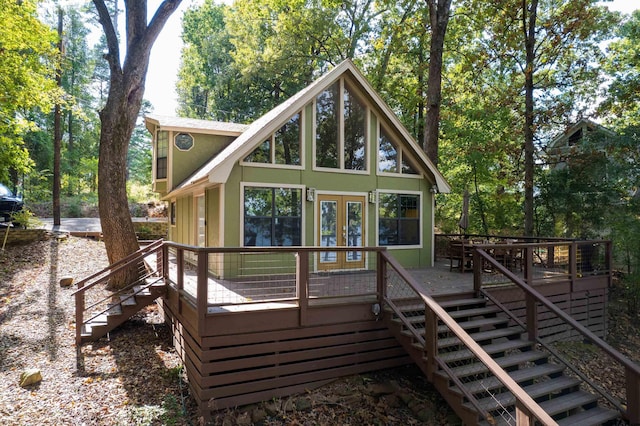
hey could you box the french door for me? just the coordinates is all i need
[317,194,365,270]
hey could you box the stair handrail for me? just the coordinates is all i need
[380,251,557,425]
[74,239,166,344]
[474,247,640,423]
[71,238,165,296]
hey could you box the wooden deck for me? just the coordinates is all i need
[75,239,639,424]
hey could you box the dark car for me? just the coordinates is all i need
[0,183,24,225]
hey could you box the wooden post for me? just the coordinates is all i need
[524,247,533,284]
[569,242,578,292]
[473,249,482,293]
[176,249,184,292]
[75,282,84,345]
[515,400,533,425]
[377,250,387,301]
[526,292,538,342]
[424,306,437,380]
[297,251,309,326]
[626,366,640,424]
[197,250,208,336]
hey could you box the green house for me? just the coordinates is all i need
[145,59,450,270]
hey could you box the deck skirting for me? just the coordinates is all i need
[160,287,409,419]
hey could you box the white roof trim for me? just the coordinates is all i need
[145,114,248,136]
[168,59,450,195]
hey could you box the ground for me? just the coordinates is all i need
[0,235,638,425]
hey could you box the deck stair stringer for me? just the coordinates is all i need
[383,295,621,425]
[80,277,167,344]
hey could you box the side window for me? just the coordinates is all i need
[244,113,301,166]
[170,201,176,225]
[378,193,420,246]
[378,127,418,175]
[156,131,168,179]
[244,187,302,246]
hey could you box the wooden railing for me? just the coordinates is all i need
[378,250,557,425]
[72,239,165,344]
[474,246,640,424]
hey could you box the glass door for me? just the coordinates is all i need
[196,195,206,247]
[317,194,365,270]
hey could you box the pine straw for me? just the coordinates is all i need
[0,236,197,425]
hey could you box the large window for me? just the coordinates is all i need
[378,193,420,246]
[244,187,302,246]
[244,113,301,166]
[315,80,367,171]
[156,131,168,179]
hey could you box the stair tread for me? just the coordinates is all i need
[447,350,548,378]
[452,363,566,395]
[439,339,533,363]
[437,326,523,348]
[538,390,598,416]
[120,295,137,306]
[447,305,502,319]
[437,316,510,333]
[439,298,487,309]
[556,406,620,426]
[471,375,582,412]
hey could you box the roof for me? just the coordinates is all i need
[548,118,616,149]
[145,114,249,136]
[166,59,450,196]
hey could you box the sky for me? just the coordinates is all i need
[144,0,639,117]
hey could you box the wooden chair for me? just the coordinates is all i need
[449,240,473,272]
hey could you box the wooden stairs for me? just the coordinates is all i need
[385,296,621,425]
[79,278,166,344]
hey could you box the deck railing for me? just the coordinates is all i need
[474,246,640,424]
[72,239,165,344]
[378,250,557,425]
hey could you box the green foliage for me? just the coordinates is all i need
[0,0,59,183]
[10,208,41,229]
[600,10,640,127]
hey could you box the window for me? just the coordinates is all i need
[244,113,301,166]
[170,201,176,225]
[315,80,367,171]
[244,187,302,246]
[378,193,420,246]
[378,128,418,175]
[156,131,168,179]
[174,133,194,151]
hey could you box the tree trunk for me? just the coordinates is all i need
[53,7,63,227]
[423,0,452,167]
[93,0,182,289]
[523,0,538,237]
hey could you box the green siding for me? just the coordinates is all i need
[171,133,236,189]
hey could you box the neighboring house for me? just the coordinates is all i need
[145,59,450,270]
[546,118,617,168]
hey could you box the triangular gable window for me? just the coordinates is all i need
[378,127,418,175]
[244,112,301,166]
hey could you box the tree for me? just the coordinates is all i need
[423,0,452,166]
[93,0,182,288]
[600,10,640,127]
[0,0,58,186]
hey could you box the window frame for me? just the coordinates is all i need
[155,130,169,180]
[376,190,422,248]
[376,123,421,179]
[240,111,304,170]
[313,77,370,174]
[241,183,305,247]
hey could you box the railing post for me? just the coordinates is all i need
[424,306,437,381]
[515,401,533,426]
[75,282,84,345]
[606,240,613,288]
[524,246,533,284]
[473,249,482,293]
[197,250,208,336]
[297,251,309,327]
[569,242,578,292]
[176,248,184,292]
[377,250,386,301]
[525,292,538,342]
[626,367,640,424]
